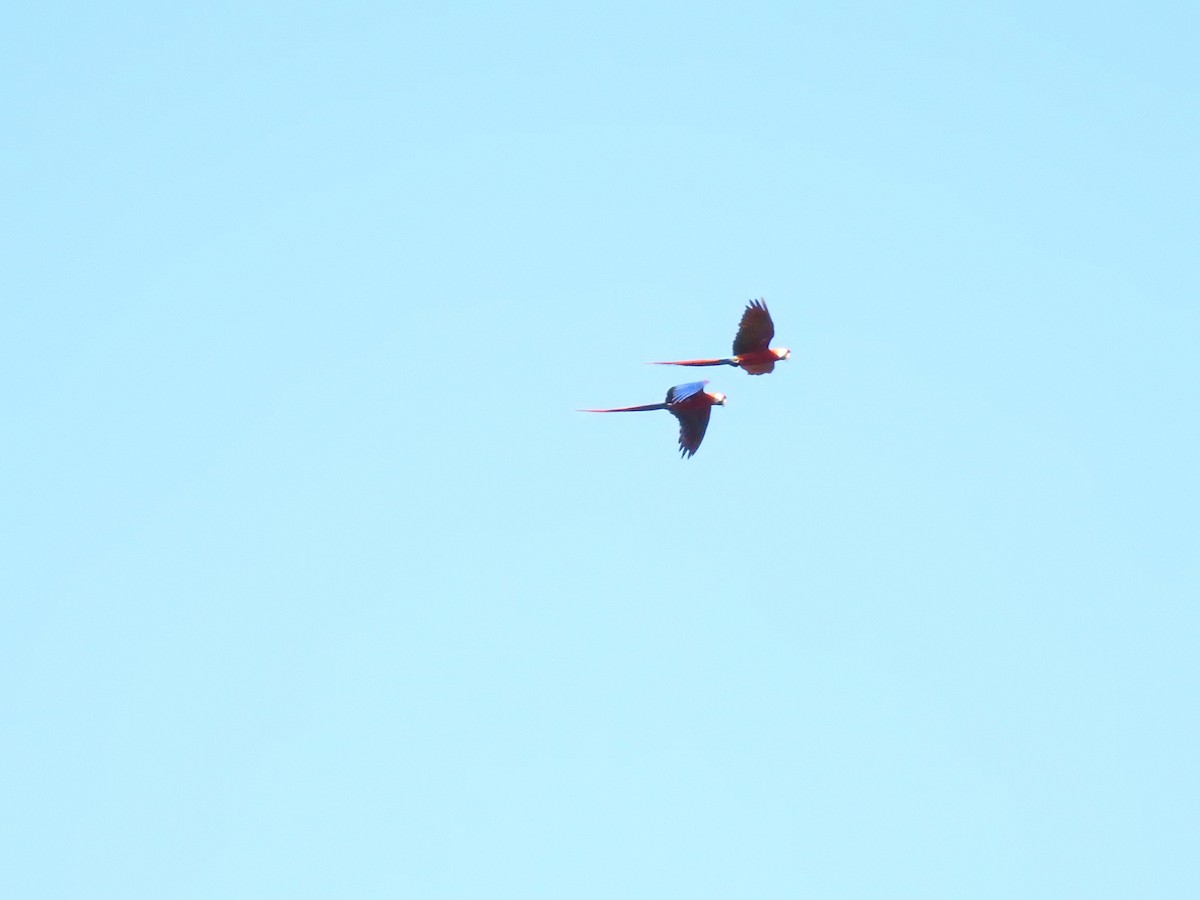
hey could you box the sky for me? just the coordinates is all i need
[2,2,1198,897]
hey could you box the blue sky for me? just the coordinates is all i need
[3,2,1198,896]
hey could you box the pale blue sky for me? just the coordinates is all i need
[3,2,1198,897]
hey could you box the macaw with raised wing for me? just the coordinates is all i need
[651,298,791,375]
[579,380,727,458]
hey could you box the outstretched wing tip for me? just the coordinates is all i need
[671,404,713,458]
[732,297,775,354]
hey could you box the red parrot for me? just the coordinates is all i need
[579,380,727,458]
[651,298,791,375]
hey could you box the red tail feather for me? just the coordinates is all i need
[577,403,669,413]
[647,358,733,367]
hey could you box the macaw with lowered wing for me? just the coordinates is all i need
[579,380,727,458]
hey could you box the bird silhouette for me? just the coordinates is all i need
[650,298,791,375]
[579,380,727,458]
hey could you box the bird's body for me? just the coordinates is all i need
[651,298,791,375]
[579,381,726,458]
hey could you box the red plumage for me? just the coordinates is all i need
[649,298,791,376]
[579,381,727,458]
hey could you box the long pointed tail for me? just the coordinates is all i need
[647,358,735,368]
[577,403,669,413]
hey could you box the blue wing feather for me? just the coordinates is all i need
[665,380,709,404]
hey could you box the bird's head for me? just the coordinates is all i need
[773,347,792,361]
[709,391,727,406]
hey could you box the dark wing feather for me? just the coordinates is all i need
[671,405,712,458]
[731,299,774,356]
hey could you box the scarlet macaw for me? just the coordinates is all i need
[579,380,727,458]
[651,298,791,375]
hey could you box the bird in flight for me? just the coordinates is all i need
[579,380,727,458]
[650,298,791,375]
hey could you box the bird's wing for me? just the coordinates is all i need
[665,380,709,404]
[731,299,774,355]
[672,405,713,458]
